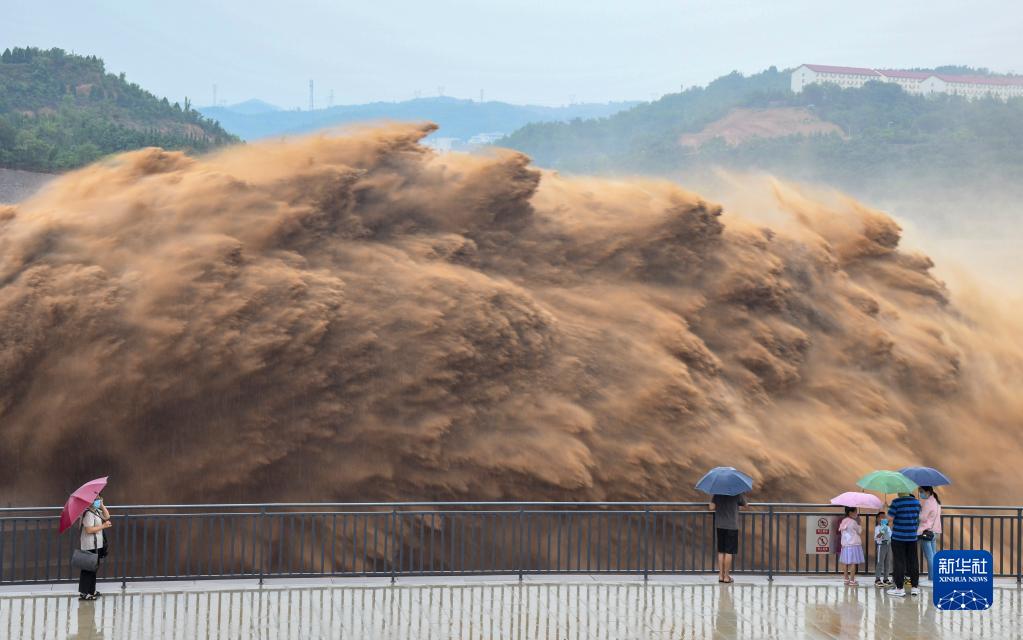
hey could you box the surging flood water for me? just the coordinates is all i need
[3,124,1023,508]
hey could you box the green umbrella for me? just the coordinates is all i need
[856,470,917,495]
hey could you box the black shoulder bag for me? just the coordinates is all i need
[71,513,101,572]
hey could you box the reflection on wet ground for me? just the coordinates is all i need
[0,578,1017,639]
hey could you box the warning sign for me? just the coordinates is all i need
[805,515,841,555]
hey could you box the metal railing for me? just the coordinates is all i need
[1,502,1019,586]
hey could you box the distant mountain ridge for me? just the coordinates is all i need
[198,96,640,142]
[500,65,1023,196]
[0,47,238,171]
[215,99,281,115]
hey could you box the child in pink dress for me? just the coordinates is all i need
[839,507,865,585]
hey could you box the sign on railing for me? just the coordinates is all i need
[804,515,840,555]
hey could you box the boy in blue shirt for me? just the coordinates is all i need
[886,492,921,597]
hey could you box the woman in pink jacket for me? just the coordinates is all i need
[918,486,942,581]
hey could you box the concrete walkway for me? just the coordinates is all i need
[1,575,1017,639]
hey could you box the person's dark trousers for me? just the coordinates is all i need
[77,548,99,595]
[891,539,920,588]
[78,568,97,595]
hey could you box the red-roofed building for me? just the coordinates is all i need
[804,64,881,76]
[923,73,1023,99]
[878,70,933,79]
[791,65,881,93]
[877,70,933,94]
[792,65,1023,100]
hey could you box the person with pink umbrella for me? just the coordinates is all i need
[77,494,112,599]
[830,492,882,586]
[837,507,865,585]
[60,477,113,600]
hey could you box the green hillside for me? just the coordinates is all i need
[0,47,238,171]
[500,67,792,172]
[501,67,1023,194]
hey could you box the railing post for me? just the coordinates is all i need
[258,507,266,586]
[767,505,774,582]
[390,510,397,585]
[1017,508,1022,586]
[518,509,524,582]
[120,514,128,590]
[643,507,650,582]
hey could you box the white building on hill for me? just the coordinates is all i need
[467,132,506,146]
[875,69,933,94]
[791,65,880,93]
[791,64,1023,100]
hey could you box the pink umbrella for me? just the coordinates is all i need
[830,491,883,512]
[59,476,108,533]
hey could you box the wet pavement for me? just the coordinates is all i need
[0,575,1017,639]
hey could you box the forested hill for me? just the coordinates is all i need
[0,47,238,172]
[500,66,1023,195]
[500,67,792,172]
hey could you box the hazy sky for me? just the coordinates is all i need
[4,0,1021,108]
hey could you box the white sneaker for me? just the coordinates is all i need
[886,588,906,597]
[910,587,920,596]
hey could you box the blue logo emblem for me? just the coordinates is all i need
[933,550,993,610]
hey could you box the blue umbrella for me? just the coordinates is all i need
[899,466,951,487]
[695,466,753,496]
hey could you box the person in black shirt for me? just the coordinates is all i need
[710,493,747,583]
